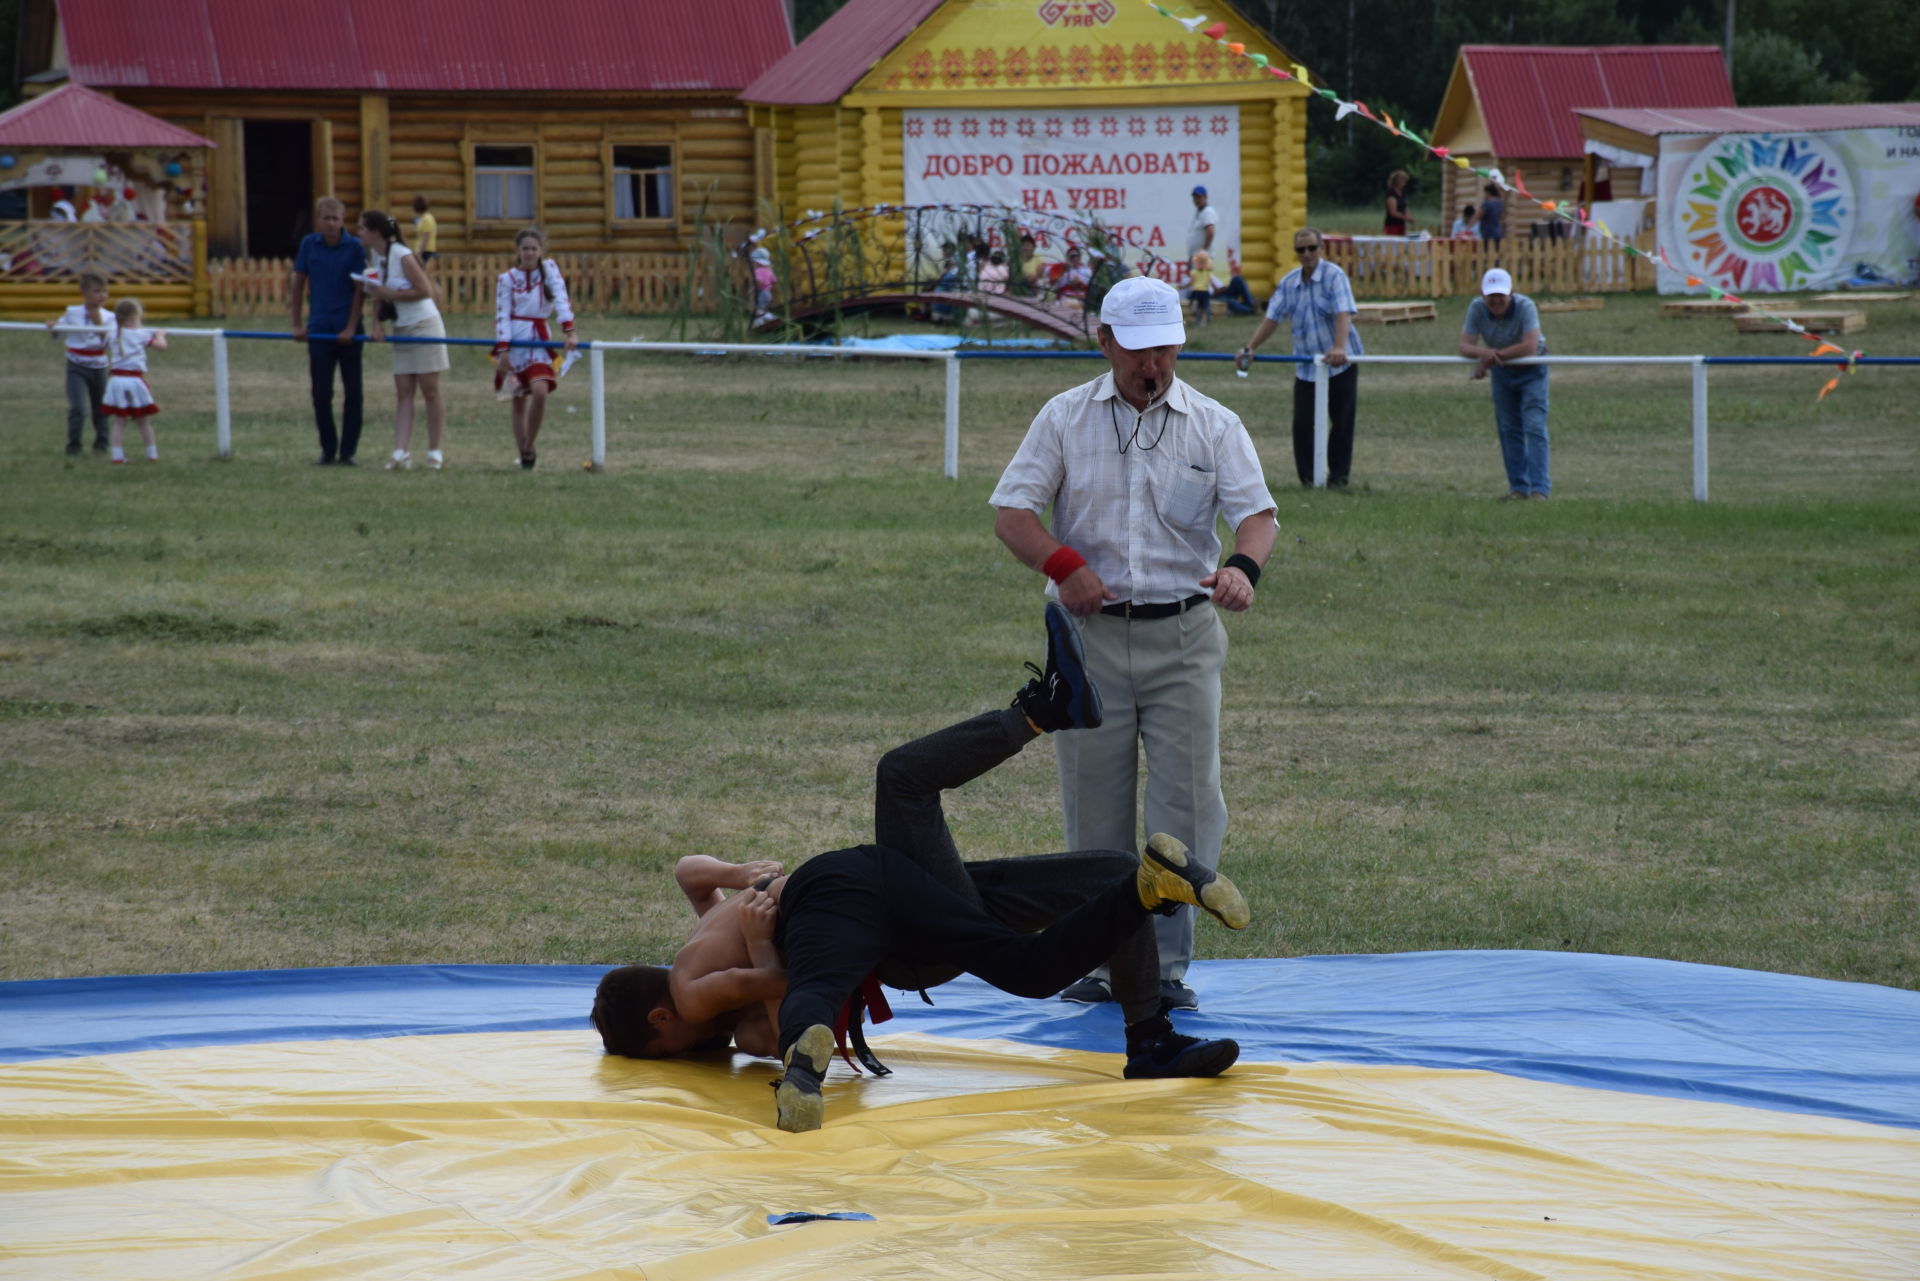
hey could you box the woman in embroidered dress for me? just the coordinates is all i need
[492,227,578,470]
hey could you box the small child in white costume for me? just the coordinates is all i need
[102,298,169,463]
[492,226,578,470]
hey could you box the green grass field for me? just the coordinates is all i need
[2,292,1915,989]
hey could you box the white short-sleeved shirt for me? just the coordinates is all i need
[1187,203,1219,255]
[991,372,1276,605]
[108,325,155,374]
[56,305,111,367]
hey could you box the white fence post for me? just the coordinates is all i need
[1691,357,1709,503]
[590,347,607,470]
[944,355,961,480]
[213,332,232,458]
[1312,356,1330,488]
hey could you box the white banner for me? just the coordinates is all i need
[0,155,108,194]
[903,105,1240,287]
[1656,127,1920,293]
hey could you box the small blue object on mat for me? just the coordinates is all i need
[767,1211,877,1225]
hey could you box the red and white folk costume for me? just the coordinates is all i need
[492,259,575,394]
[102,325,160,417]
[56,304,111,370]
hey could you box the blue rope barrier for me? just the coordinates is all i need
[221,331,581,349]
[152,331,1920,366]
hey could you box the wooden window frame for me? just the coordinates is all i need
[601,134,682,231]
[464,134,544,229]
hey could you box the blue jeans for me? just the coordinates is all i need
[1490,365,1550,494]
[1218,275,1259,315]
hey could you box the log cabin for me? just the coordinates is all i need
[1428,46,1734,242]
[13,0,793,259]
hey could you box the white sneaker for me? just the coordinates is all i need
[385,450,411,471]
[425,450,444,471]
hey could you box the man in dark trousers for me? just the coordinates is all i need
[289,197,365,465]
[592,606,1250,1132]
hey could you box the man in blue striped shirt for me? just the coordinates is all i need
[1237,227,1363,486]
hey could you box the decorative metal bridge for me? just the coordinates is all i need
[748,203,1166,344]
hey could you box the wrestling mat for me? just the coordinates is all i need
[4,952,1917,1279]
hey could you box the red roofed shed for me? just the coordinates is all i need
[0,82,213,151]
[16,0,793,260]
[1430,45,1734,240]
[0,83,216,318]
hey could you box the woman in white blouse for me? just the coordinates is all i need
[359,209,449,471]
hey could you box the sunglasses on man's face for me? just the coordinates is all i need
[1294,243,1322,254]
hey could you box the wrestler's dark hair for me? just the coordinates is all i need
[591,964,671,1057]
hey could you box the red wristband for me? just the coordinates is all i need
[1042,546,1087,584]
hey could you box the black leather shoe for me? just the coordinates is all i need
[1123,1011,1236,1079]
[1058,975,1114,1004]
[1158,978,1200,1011]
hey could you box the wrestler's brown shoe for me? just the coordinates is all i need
[773,1024,835,1133]
[1136,833,1249,930]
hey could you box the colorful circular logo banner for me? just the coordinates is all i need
[1675,133,1855,293]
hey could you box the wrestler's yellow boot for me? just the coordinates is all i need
[774,1024,835,1133]
[1136,833,1250,930]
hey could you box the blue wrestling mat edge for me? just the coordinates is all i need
[4,951,1917,1130]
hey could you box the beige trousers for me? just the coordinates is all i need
[1054,602,1229,983]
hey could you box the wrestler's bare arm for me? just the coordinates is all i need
[737,888,787,1051]
[666,887,789,1024]
[674,855,784,917]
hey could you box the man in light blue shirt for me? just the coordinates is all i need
[1237,226,1362,486]
[1458,267,1550,498]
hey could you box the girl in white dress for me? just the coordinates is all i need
[492,227,578,469]
[102,298,168,464]
[359,209,449,471]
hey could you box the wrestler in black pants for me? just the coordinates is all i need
[774,708,1161,1056]
[870,707,1161,1026]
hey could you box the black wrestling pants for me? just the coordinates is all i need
[871,708,1160,1023]
[774,841,1149,1058]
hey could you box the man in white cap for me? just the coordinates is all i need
[1458,267,1551,499]
[990,275,1277,1012]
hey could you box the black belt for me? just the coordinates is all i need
[1100,593,1210,620]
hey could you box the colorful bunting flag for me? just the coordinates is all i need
[1138,0,1869,396]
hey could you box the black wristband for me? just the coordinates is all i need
[1223,553,1262,588]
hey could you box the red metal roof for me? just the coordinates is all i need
[56,0,792,93]
[741,0,947,106]
[1463,45,1734,159]
[0,81,213,147]
[1578,102,1920,139]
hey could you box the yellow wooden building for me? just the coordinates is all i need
[741,0,1311,291]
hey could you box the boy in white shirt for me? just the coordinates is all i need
[48,272,112,456]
